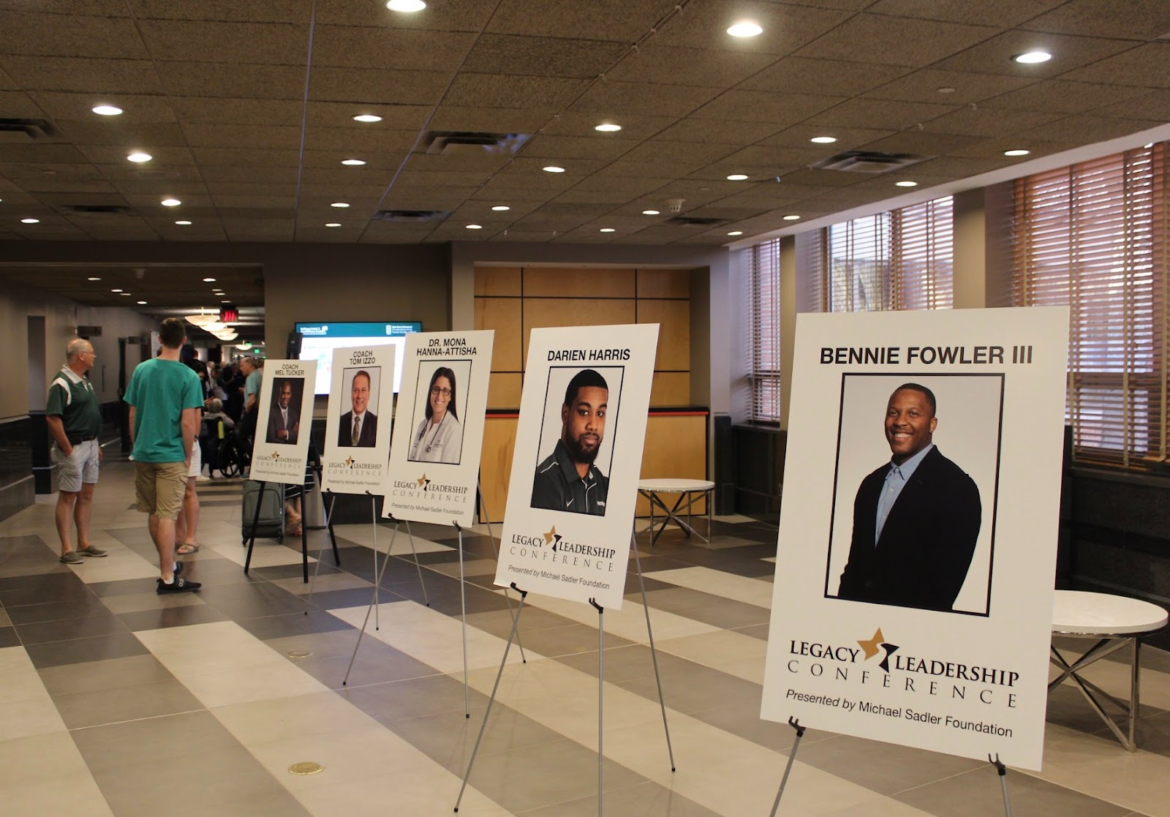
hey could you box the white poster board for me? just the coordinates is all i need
[494,324,659,610]
[383,330,494,526]
[321,346,396,494]
[761,307,1069,771]
[250,359,318,486]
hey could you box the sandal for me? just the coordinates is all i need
[176,543,200,555]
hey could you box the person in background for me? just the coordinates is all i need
[45,338,107,564]
[123,317,204,594]
[201,397,235,477]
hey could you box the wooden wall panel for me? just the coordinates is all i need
[487,373,522,409]
[475,267,522,296]
[475,297,523,372]
[479,417,517,522]
[522,298,637,360]
[523,268,636,298]
[651,372,691,407]
[637,299,691,372]
[637,269,691,299]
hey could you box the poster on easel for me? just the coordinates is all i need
[383,330,494,526]
[250,359,317,486]
[760,307,1069,770]
[493,323,659,610]
[321,346,396,494]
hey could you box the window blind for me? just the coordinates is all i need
[1012,143,1168,469]
[892,196,954,310]
[749,239,782,423]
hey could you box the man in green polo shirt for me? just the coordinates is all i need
[46,338,107,565]
[124,318,204,594]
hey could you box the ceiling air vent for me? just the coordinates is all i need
[812,150,931,174]
[667,215,726,227]
[0,117,60,139]
[64,205,132,215]
[424,131,530,157]
[373,209,448,223]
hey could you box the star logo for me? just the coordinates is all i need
[344,456,354,469]
[857,628,884,660]
[878,641,900,673]
[270,451,280,461]
[543,526,562,548]
[417,473,430,490]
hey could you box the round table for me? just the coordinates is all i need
[1050,590,1168,751]
[637,479,715,545]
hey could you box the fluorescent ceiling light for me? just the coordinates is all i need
[137,300,147,305]
[810,136,837,144]
[895,181,918,187]
[387,0,426,10]
[599,228,615,233]
[642,210,660,215]
[341,159,366,166]
[542,166,565,173]
[119,293,132,297]
[331,202,349,208]
[726,174,749,181]
[783,214,801,221]
[727,231,743,236]
[161,198,181,207]
[21,218,39,224]
[223,300,232,304]
[202,277,216,282]
[353,114,382,123]
[491,205,510,212]
[937,87,956,94]
[110,288,123,293]
[595,123,622,132]
[1013,50,1051,64]
[127,152,152,163]
[87,277,101,281]
[175,220,192,226]
[466,224,482,230]
[325,222,341,227]
[727,21,763,37]
[92,105,122,116]
[1004,149,1030,157]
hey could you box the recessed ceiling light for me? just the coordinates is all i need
[203,277,216,282]
[727,174,749,181]
[87,277,101,281]
[1004,149,1030,157]
[325,222,341,227]
[127,152,152,163]
[542,166,565,173]
[466,224,482,230]
[353,114,383,123]
[21,218,39,224]
[137,300,147,305]
[599,228,615,233]
[642,209,660,215]
[895,181,918,188]
[111,288,122,293]
[1013,50,1052,64]
[810,136,837,144]
[727,231,743,236]
[727,21,763,37]
[119,293,131,297]
[595,123,622,133]
[491,205,510,212]
[222,300,231,304]
[341,159,366,166]
[331,202,350,208]
[161,198,181,207]
[175,220,192,226]
[783,214,801,221]
[937,87,956,94]
[92,105,122,116]
[387,0,426,10]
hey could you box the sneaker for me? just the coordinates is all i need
[77,545,108,558]
[59,551,84,565]
[157,577,201,594]
[173,561,184,577]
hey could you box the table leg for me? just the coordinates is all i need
[1130,636,1140,751]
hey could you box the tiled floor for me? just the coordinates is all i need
[0,457,1166,816]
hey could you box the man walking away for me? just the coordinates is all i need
[124,318,204,594]
[46,338,107,564]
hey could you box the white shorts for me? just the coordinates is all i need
[55,439,100,493]
[187,443,202,479]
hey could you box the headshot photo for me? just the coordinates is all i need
[531,366,624,516]
[825,375,1003,616]
[266,377,304,446]
[408,363,468,465]
[337,367,380,449]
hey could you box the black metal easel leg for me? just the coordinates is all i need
[769,718,806,817]
[989,755,1013,817]
[243,480,266,575]
[590,598,605,817]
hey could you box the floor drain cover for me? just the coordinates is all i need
[289,761,325,775]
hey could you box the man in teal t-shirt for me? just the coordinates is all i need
[124,318,205,594]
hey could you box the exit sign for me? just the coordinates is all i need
[219,305,239,323]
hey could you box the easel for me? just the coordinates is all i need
[766,720,1015,817]
[455,527,676,814]
[244,440,339,582]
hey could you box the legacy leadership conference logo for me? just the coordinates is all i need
[506,523,617,591]
[389,472,469,503]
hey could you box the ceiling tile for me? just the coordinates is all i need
[0,90,43,118]
[443,73,590,109]
[54,121,188,147]
[655,117,781,145]
[309,67,450,105]
[980,79,1152,114]
[182,123,301,149]
[606,45,777,88]
[600,157,711,178]
[804,98,959,130]
[866,0,1065,28]
[571,80,721,117]
[314,0,496,32]
[718,144,828,168]
[762,125,896,150]
[1020,0,1170,40]
[741,56,912,97]
[1091,89,1170,122]
[429,105,558,133]
[138,19,308,65]
[689,90,844,124]
[211,195,296,210]
[793,13,999,67]
[0,55,161,94]
[33,191,128,207]
[81,146,195,165]
[30,91,176,123]
[930,31,1138,78]
[127,0,311,24]
[0,11,148,58]
[1062,43,1170,89]
[299,182,390,198]
[862,69,1036,105]
[650,0,853,55]
[157,62,306,100]
[858,131,989,155]
[620,140,739,166]
[0,143,89,163]
[107,177,207,195]
[923,106,1065,137]
[304,128,420,153]
[523,134,640,160]
[1015,114,1164,143]
[172,97,303,126]
[313,25,475,72]
[397,169,494,188]
[193,150,300,169]
[486,0,679,43]
[462,34,627,78]
[306,102,431,130]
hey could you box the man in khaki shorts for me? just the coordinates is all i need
[46,338,108,564]
[124,318,205,594]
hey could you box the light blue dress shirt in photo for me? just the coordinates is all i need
[874,443,934,545]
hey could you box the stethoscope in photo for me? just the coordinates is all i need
[416,411,448,454]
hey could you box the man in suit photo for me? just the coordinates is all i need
[836,383,982,613]
[337,369,378,448]
[266,379,300,445]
